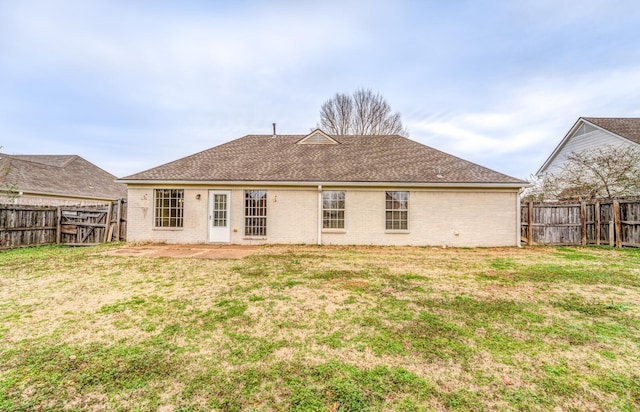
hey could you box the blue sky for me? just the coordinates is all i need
[1,0,639,180]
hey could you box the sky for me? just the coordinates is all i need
[1,0,640,180]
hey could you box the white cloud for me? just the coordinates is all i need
[1,0,639,180]
[0,1,378,116]
[407,66,640,178]
[2,2,367,74]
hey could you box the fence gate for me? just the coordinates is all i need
[57,206,112,245]
[0,200,126,249]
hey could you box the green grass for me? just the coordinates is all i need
[0,244,639,410]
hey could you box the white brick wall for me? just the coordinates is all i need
[127,185,520,247]
[127,187,207,244]
[322,189,517,247]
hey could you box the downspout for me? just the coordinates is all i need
[317,185,322,245]
[516,190,522,247]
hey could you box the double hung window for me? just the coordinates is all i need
[385,191,408,230]
[322,191,345,229]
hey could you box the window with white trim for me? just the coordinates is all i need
[322,191,345,229]
[385,191,408,230]
[244,190,267,236]
[154,189,184,228]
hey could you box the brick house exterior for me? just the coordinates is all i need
[120,130,528,247]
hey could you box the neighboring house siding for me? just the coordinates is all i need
[541,126,638,176]
[126,186,519,247]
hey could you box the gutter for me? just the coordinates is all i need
[117,179,529,189]
[317,184,322,246]
[516,192,522,247]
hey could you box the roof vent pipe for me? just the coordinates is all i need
[272,123,277,138]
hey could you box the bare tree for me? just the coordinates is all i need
[319,93,353,135]
[318,89,409,136]
[520,173,562,202]
[526,145,640,201]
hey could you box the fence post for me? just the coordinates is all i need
[527,202,533,246]
[594,201,600,245]
[115,199,122,242]
[580,201,587,246]
[609,221,615,246]
[613,199,622,248]
[103,204,113,243]
[56,207,62,245]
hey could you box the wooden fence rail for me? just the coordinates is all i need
[0,200,127,249]
[521,198,640,248]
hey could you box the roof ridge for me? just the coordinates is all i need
[3,154,79,168]
[60,155,79,168]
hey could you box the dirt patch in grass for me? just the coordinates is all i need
[100,244,260,259]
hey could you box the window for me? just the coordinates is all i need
[323,191,345,229]
[154,189,184,228]
[385,191,408,230]
[245,190,267,236]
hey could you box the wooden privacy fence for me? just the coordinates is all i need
[521,199,640,248]
[0,200,127,249]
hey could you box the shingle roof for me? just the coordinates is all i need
[582,117,640,144]
[0,154,127,200]
[7,155,77,168]
[122,133,526,185]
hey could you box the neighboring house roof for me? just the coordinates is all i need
[0,153,127,200]
[121,131,526,186]
[537,117,640,175]
[582,117,640,144]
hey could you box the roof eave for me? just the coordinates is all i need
[536,118,585,176]
[117,179,529,189]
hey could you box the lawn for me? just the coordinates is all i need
[0,244,639,411]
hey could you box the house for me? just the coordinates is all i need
[537,117,640,176]
[0,154,127,205]
[119,129,528,247]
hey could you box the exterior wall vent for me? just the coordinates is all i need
[575,123,598,137]
[297,129,339,145]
